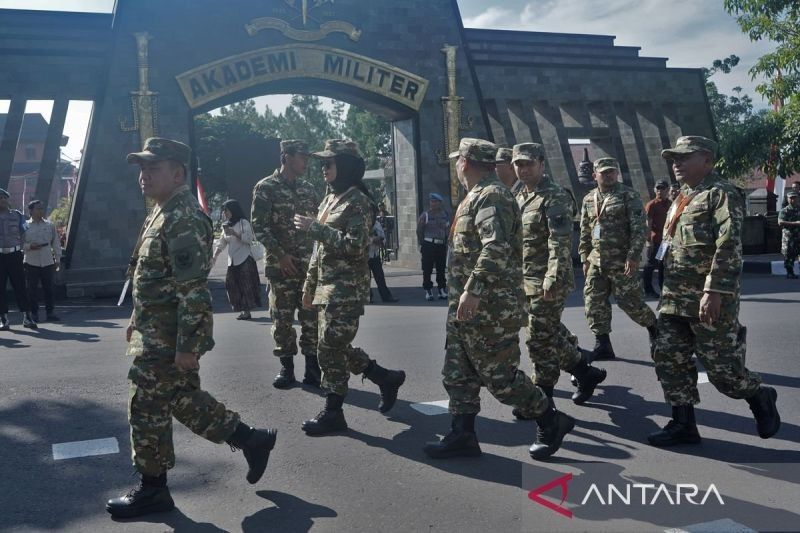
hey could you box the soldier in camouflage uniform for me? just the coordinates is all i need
[422,138,574,461]
[579,157,658,360]
[512,143,606,414]
[648,136,780,446]
[107,138,277,519]
[495,147,523,194]
[251,140,322,389]
[293,139,406,435]
[778,191,800,279]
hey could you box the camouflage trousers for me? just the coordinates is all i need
[583,263,656,335]
[128,357,240,477]
[442,320,549,418]
[653,310,762,406]
[525,290,582,387]
[267,273,318,358]
[316,305,371,397]
[782,237,800,269]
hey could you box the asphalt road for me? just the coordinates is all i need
[1,272,798,532]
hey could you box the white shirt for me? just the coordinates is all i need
[369,220,385,259]
[23,218,62,267]
[214,219,255,266]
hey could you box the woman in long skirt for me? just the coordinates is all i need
[213,199,262,319]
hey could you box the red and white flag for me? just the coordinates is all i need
[196,177,210,214]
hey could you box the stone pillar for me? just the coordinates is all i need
[532,100,575,190]
[392,118,420,269]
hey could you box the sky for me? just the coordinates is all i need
[0,0,776,161]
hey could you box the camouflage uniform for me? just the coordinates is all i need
[126,178,238,477]
[251,141,320,362]
[579,159,656,335]
[515,144,581,386]
[655,141,761,405]
[302,144,374,397]
[778,194,800,276]
[443,139,548,418]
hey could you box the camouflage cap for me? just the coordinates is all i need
[0,187,9,198]
[512,143,545,163]
[788,191,799,198]
[311,139,361,158]
[280,139,309,155]
[655,179,669,189]
[127,137,191,167]
[593,157,619,173]
[661,136,717,159]
[448,138,497,164]
[495,147,513,163]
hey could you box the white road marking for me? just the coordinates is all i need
[409,400,449,416]
[698,371,710,384]
[52,437,119,461]
[665,518,756,532]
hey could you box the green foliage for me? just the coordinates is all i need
[48,195,72,228]
[343,106,391,170]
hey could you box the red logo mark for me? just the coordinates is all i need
[528,473,573,519]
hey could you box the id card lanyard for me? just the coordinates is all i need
[656,192,696,260]
[592,190,610,239]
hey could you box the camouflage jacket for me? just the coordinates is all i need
[251,169,320,278]
[517,175,575,296]
[579,182,646,268]
[127,185,214,358]
[448,174,526,327]
[778,204,800,245]
[303,187,372,312]
[659,172,744,317]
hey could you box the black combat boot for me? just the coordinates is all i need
[647,405,701,446]
[106,473,174,518]
[592,334,615,361]
[22,312,37,329]
[530,402,575,460]
[302,353,321,387]
[570,355,607,405]
[272,357,296,389]
[647,324,658,358]
[423,413,482,458]
[226,422,278,484]
[746,386,781,439]
[786,264,798,279]
[363,360,406,413]
[0,314,8,331]
[302,393,348,435]
[513,385,552,420]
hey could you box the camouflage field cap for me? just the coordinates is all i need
[512,143,545,163]
[0,187,9,198]
[788,191,799,198]
[448,138,497,164]
[311,139,361,158]
[495,147,513,163]
[593,157,619,173]
[127,137,191,167]
[280,139,309,155]
[661,136,717,159]
[655,179,669,189]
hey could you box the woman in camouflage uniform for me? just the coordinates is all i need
[293,139,406,435]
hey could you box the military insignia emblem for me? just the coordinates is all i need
[175,250,194,270]
[246,0,361,42]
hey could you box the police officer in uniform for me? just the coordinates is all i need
[422,138,574,461]
[417,192,450,301]
[251,140,322,389]
[778,191,800,278]
[293,139,406,435]
[649,136,780,446]
[579,157,658,360]
[512,143,606,413]
[107,138,277,519]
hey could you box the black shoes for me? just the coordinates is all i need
[273,357,296,389]
[0,314,8,331]
[226,423,278,484]
[746,386,781,439]
[571,362,607,406]
[302,354,322,387]
[423,414,482,458]
[591,334,615,361]
[363,360,406,413]
[236,311,251,320]
[22,312,37,329]
[302,394,348,435]
[530,405,575,460]
[106,474,174,519]
[647,405,702,446]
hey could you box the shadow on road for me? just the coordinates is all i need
[241,490,337,532]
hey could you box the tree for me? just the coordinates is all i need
[343,106,391,170]
[724,0,800,178]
